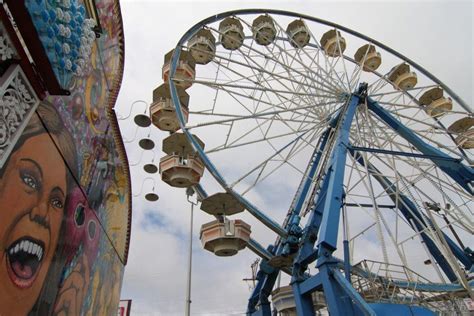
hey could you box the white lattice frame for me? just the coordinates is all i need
[0,64,39,168]
[0,20,18,61]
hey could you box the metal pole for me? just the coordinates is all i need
[185,188,196,316]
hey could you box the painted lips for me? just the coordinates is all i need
[6,237,45,289]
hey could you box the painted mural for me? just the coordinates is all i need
[0,0,129,315]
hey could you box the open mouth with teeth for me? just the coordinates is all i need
[6,237,45,289]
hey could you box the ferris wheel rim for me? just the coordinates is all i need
[168,8,472,214]
[165,9,473,297]
[170,8,472,112]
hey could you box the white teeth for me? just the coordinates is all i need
[8,240,44,261]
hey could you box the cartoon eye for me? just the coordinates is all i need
[74,204,85,226]
[21,172,38,190]
[51,198,64,209]
[88,220,97,240]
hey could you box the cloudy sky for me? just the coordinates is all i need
[115,1,472,315]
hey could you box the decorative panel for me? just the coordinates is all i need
[0,64,39,168]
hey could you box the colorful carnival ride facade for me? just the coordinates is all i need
[0,0,130,315]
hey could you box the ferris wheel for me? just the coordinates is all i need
[149,9,473,316]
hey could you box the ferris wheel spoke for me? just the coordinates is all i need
[303,25,348,92]
[379,101,470,116]
[209,47,340,106]
[352,109,470,209]
[375,114,464,161]
[297,46,346,95]
[204,81,322,120]
[188,77,337,99]
[345,154,414,272]
[228,129,311,188]
[396,176,471,284]
[334,30,352,90]
[408,176,473,233]
[236,17,344,94]
[192,78,327,123]
[235,116,331,196]
[221,32,342,97]
[358,113,470,200]
[262,43,342,97]
[269,19,345,93]
[367,76,389,95]
[347,45,372,93]
[369,84,440,98]
[240,133,320,196]
[268,43,340,118]
[349,150,465,283]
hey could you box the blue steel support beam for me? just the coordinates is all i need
[349,145,462,162]
[349,149,470,281]
[247,126,336,314]
[247,261,272,315]
[332,269,376,316]
[367,97,474,194]
[316,93,360,251]
[291,128,332,221]
[292,90,364,316]
[293,129,332,267]
[247,256,279,315]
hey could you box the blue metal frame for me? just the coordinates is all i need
[348,149,466,282]
[246,87,472,315]
[367,97,474,194]
[247,119,336,315]
[290,86,371,316]
[165,9,474,316]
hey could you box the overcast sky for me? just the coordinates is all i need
[116,1,472,315]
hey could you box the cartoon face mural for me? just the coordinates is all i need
[0,0,129,314]
[0,103,76,315]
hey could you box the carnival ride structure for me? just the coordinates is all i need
[143,9,473,316]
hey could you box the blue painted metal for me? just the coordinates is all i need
[349,145,462,162]
[246,128,334,315]
[343,240,351,282]
[367,97,474,194]
[349,149,470,281]
[292,128,333,263]
[332,269,376,316]
[291,116,340,219]
[247,239,274,261]
[247,256,279,315]
[335,258,474,293]
[291,282,316,315]
[290,90,364,316]
[317,263,359,315]
[317,92,360,251]
[367,303,436,316]
[297,273,322,295]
